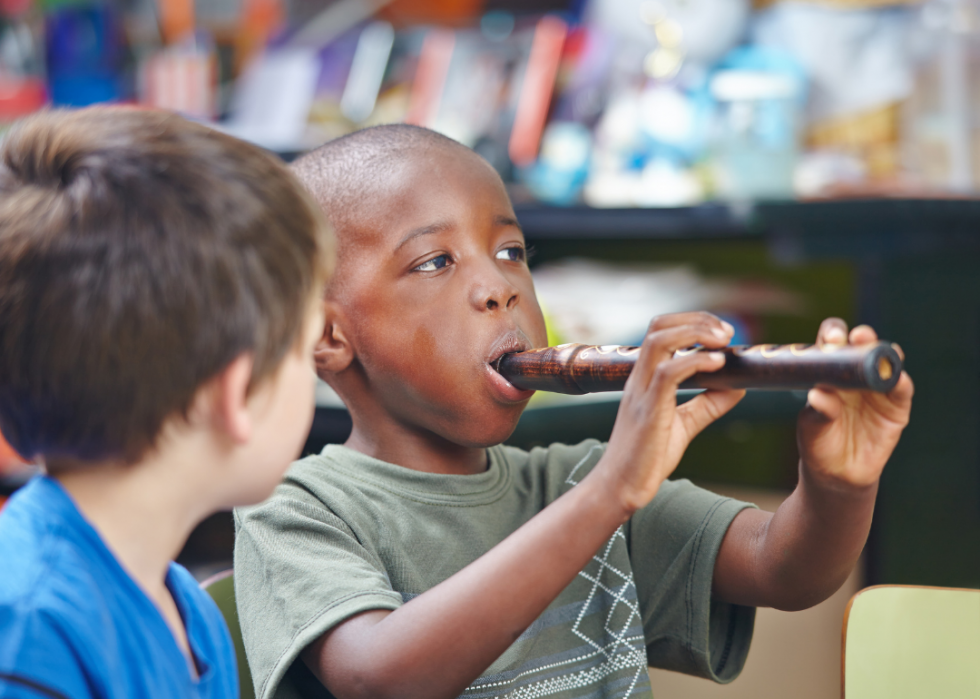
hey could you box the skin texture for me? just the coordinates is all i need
[55,302,324,675]
[304,144,914,699]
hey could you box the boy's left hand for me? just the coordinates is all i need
[715,321,913,609]
[798,318,914,490]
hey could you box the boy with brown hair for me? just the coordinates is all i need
[234,124,913,699]
[0,108,333,698]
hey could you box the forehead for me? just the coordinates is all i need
[345,144,512,252]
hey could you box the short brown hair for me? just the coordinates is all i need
[0,108,333,466]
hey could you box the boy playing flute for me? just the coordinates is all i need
[235,125,913,699]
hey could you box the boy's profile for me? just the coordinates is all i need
[0,108,332,698]
[235,125,914,699]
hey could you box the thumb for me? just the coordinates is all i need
[676,389,745,439]
[806,388,843,421]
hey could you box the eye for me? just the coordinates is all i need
[413,254,452,272]
[496,245,526,263]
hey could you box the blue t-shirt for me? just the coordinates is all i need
[0,476,237,699]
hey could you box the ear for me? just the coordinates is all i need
[212,353,255,444]
[314,300,355,377]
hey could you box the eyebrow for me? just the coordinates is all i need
[393,215,524,252]
[394,222,454,252]
[496,215,523,232]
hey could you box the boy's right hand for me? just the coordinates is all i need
[596,312,744,516]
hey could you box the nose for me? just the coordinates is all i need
[470,261,520,312]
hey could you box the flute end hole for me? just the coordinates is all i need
[878,357,894,381]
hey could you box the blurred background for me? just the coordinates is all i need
[2,0,980,200]
[1,0,979,695]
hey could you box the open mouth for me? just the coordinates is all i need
[490,353,508,374]
[487,333,531,377]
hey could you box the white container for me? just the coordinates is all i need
[709,69,802,200]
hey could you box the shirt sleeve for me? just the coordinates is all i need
[626,478,757,682]
[233,481,404,699]
[0,607,97,699]
[0,672,78,699]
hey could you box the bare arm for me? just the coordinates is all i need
[302,313,744,699]
[712,469,878,610]
[713,319,913,611]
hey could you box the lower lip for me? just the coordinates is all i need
[485,362,536,403]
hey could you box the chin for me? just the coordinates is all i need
[222,483,276,510]
[449,407,527,448]
[222,465,292,509]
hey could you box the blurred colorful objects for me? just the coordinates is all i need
[0,429,28,512]
[0,5,45,123]
[156,0,194,44]
[0,430,24,474]
[1,0,978,201]
[708,47,806,200]
[45,3,125,106]
[508,15,566,167]
[531,258,805,348]
[141,40,217,118]
[235,0,284,70]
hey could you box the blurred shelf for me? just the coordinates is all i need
[515,199,980,259]
[513,203,759,240]
[759,199,980,260]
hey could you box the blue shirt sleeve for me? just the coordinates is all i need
[0,672,76,699]
[0,606,97,699]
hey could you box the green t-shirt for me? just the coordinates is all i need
[234,440,756,699]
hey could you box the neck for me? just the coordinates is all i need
[53,447,216,602]
[344,413,488,476]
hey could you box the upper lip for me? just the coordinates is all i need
[486,330,532,372]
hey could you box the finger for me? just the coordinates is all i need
[886,371,915,411]
[805,387,843,420]
[647,312,734,338]
[677,389,745,439]
[890,342,905,361]
[849,324,878,345]
[817,317,848,346]
[645,351,726,399]
[847,371,913,428]
[631,325,730,390]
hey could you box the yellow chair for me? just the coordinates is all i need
[842,584,980,699]
[201,570,256,699]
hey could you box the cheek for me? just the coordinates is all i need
[281,364,316,441]
[410,325,474,396]
[383,322,465,383]
[520,287,549,346]
[413,324,436,357]
[359,310,475,407]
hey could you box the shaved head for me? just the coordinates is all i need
[291,125,473,238]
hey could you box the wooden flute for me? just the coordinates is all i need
[496,341,903,395]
